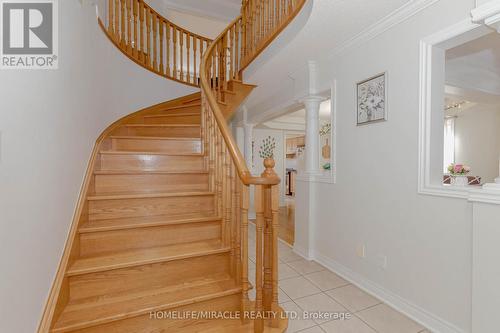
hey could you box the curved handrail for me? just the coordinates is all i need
[103,0,212,87]
[200,0,306,186]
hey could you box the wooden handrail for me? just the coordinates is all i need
[102,0,212,87]
[200,3,306,331]
[200,0,305,186]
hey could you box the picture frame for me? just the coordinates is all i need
[356,72,388,125]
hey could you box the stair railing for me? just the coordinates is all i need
[200,0,306,331]
[101,0,212,87]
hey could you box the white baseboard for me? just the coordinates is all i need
[292,243,313,261]
[313,251,467,333]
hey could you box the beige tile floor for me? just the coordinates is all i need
[247,226,430,333]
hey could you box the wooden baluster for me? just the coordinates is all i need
[234,165,242,284]
[120,0,125,47]
[229,26,234,81]
[212,47,216,93]
[159,20,164,74]
[180,30,184,82]
[217,130,224,221]
[270,182,281,327]
[173,28,177,79]
[126,0,132,53]
[187,34,191,84]
[108,0,114,35]
[152,14,158,71]
[166,23,170,77]
[225,146,233,271]
[193,37,197,85]
[263,184,273,311]
[146,7,151,67]
[139,0,144,63]
[235,21,240,78]
[254,184,265,333]
[240,184,250,320]
[133,0,138,58]
[114,0,119,41]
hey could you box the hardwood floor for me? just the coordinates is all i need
[279,199,295,246]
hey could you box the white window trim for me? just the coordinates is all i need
[418,14,500,202]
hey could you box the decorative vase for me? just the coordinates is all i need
[450,175,469,186]
[322,138,331,159]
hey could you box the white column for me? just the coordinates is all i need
[244,123,254,170]
[303,96,323,175]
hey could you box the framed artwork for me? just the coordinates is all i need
[357,72,388,125]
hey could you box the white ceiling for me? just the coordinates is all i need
[446,32,500,96]
[261,100,331,130]
[241,0,413,120]
[162,0,240,21]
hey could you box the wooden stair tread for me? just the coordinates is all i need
[93,169,208,175]
[79,213,222,233]
[99,150,204,156]
[87,191,214,201]
[67,239,228,276]
[52,277,240,332]
[143,112,200,118]
[110,136,201,141]
[123,124,200,128]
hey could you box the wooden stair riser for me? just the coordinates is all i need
[112,125,201,138]
[68,253,230,301]
[88,194,215,221]
[110,137,202,154]
[147,104,202,115]
[79,221,221,256]
[99,153,205,172]
[144,114,201,125]
[64,293,240,333]
[93,173,209,194]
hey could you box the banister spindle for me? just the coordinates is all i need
[187,34,191,84]
[108,0,114,35]
[166,22,171,77]
[180,30,184,82]
[133,0,138,58]
[173,28,177,79]
[120,0,125,47]
[138,0,144,63]
[240,184,250,320]
[254,184,265,333]
[146,7,151,67]
[126,0,132,53]
[159,20,164,74]
[114,0,119,41]
[193,37,197,85]
[152,13,158,71]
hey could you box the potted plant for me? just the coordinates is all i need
[447,164,471,186]
[259,136,277,174]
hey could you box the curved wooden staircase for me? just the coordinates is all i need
[39,1,306,332]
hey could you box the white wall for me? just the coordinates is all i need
[0,2,196,333]
[454,106,500,183]
[313,1,475,331]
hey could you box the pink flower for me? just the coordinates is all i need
[454,164,463,173]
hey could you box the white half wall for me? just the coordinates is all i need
[0,1,196,332]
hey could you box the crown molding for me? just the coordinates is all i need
[471,0,500,32]
[328,0,440,59]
